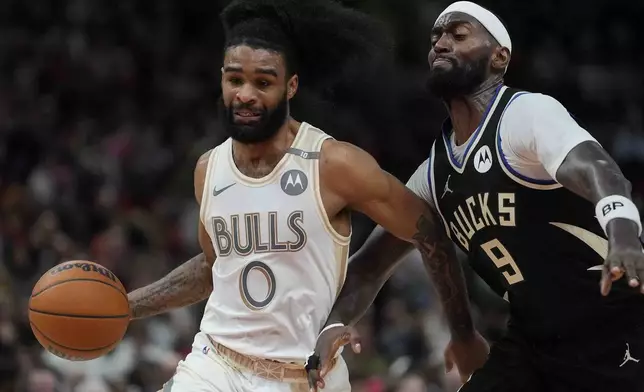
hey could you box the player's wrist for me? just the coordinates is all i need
[127,304,137,320]
[606,219,643,248]
[595,196,642,237]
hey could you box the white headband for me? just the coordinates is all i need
[436,1,511,52]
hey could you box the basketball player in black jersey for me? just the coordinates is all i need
[305,2,644,391]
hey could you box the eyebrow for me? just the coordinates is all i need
[223,65,278,77]
[432,20,473,34]
[255,67,278,77]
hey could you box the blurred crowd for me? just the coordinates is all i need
[1,0,643,392]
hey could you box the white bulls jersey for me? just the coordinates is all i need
[198,123,351,362]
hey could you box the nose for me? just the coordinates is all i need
[433,33,450,54]
[236,82,257,104]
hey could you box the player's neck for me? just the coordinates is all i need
[446,78,503,146]
[232,118,300,166]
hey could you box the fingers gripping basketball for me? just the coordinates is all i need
[28,260,130,361]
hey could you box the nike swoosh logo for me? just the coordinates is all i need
[549,222,606,270]
[213,183,235,196]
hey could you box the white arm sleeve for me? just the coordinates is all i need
[500,93,598,181]
[406,157,435,208]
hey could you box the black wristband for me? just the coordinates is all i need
[305,353,321,372]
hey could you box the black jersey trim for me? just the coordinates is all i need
[426,143,434,203]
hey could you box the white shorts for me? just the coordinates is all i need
[163,332,351,392]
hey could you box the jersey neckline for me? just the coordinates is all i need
[228,122,308,186]
[441,85,504,173]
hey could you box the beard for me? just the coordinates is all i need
[219,93,289,144]
[426,54,489,100]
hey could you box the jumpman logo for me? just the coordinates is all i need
[441,175,453,199]
[620,343,639,367]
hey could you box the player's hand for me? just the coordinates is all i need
[444,331,489,384]
[601,235,644,296]
[305,325,360,392]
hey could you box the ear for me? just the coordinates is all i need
[491,47,510,72]
[287,74,299,100]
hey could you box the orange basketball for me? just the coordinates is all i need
[28,260,130,361]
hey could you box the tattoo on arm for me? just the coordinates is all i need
[324,211,474,341]
[128,253,213,319]
[412,212,474,340]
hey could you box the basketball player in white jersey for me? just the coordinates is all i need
[124,1,481,391]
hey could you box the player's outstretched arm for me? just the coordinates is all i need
[321,141,474,338]
[127,151,217,319]
[504,93,643,294]
[556,141,644,294]
[320,140,474,339]
[306,141,486,389]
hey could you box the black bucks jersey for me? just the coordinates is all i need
[429,86,644,340]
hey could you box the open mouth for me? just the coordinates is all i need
[233,110,262,122]
[432,58,452,67]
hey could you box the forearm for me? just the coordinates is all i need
[413,210,475,340]
[325,226,413,327]
[128,253,213,319]
[557,141,640,240]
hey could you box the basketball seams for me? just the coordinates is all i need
[31,278,128,303]
[28,308,130,319]
[30,321,119,353]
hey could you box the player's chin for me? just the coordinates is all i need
[430,60,453,71]
[427,69,455,87]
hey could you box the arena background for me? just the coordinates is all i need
[1,0,643,391]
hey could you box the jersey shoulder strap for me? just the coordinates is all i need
[199,143,226,225]
[287,122,332,160]
[483,87,522,134]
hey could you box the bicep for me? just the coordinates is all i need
[335,145,434,242]
[364,173,432,242]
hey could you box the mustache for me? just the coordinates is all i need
[231,103,265,113]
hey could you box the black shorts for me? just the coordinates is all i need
[459,321,644,392]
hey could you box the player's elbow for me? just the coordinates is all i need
[199,257,214,280]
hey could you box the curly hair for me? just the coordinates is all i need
[220,0,394,90]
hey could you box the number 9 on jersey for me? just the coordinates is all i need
[481,238,525,285]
